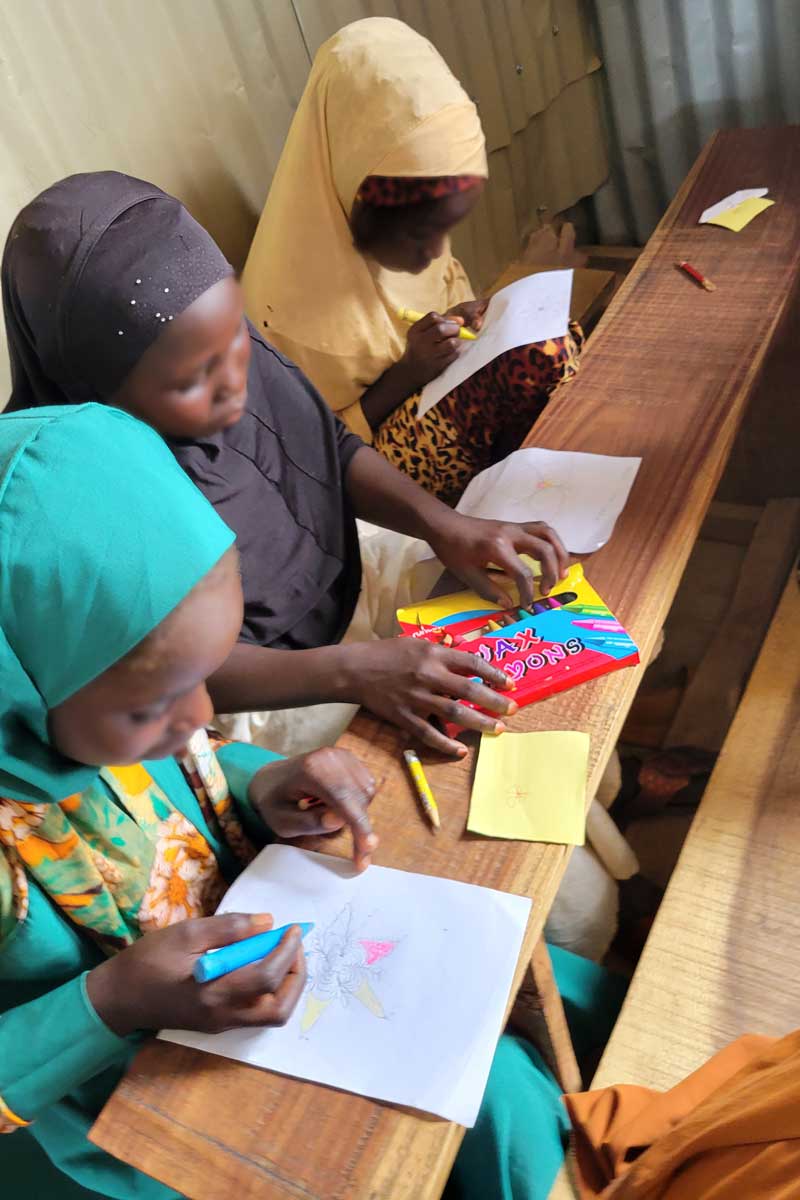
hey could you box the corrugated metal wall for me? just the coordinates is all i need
[0,0,607,398]
[592,0,800,244]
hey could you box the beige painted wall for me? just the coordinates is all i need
[0,0,608,397]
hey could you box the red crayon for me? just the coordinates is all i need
[677,261,716,291]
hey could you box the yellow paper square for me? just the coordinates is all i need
[468,731,589,844]
[707,196,774,232]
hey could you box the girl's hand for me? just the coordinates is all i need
[87,913,306,1036]
[248,749,378,872]
[446,298,489,332]
[400,311,463,390]
[427,514,570,607]
[343,638,517,757]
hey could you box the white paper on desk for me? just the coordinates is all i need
[417,270,573,419]
[161,845,531,1126]
[699,188,768,224]
[417,448,641,556]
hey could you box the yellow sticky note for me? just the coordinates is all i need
[707,196,774,232]
[468,730,588,845]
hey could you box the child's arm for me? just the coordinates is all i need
[216,740,378,873]
[0,972,133,1132]
[0,905,305,1131]
[343,446,569,605]
[207,637,516,758]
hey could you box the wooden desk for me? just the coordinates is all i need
[548,564,800,1200]
[593,566,800,1094]
[91,127,800,1200]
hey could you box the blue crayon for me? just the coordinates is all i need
[194,921,314,984]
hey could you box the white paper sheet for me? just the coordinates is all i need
[699,188,768,224]
[161,845,531,1126]
[414,447,640,557]
[417,270,573,419]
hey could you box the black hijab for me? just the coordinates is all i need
[2,171,232,409]
[2,171,363,651]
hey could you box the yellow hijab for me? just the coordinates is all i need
[241,18,488,442]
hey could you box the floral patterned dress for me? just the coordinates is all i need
[0,731,273,1198]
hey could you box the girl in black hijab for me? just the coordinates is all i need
[2,171,569,757]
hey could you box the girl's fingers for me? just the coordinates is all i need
[236,955,308,1027]
[208,926,301,1002]
[524,538,559,594]
[442,649,511,691]
[186,911,273,954]
[349,758,379,800]
[443,672,518,716]
[454,563,515,608]
[403,712,466,757]
[520,523,569,579]
[427,693,507,735]
[432,320,461,340]
[294,766,378,867]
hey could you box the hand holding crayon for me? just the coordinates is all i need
[86,913,307,1036]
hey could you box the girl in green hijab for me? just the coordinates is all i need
[0,403,624,1200]
[0,402,378,1199]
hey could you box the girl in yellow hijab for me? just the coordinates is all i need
[242,18,581,502]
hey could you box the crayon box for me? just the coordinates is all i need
[396,563,639,729]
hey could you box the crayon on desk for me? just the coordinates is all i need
[677,261,716,291]
[396,307,477,340]
[194,922,314,983]
[403,749,441,831]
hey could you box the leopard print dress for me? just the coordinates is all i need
[373,320,584,503]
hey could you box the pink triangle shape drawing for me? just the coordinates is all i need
[359,939,396,966]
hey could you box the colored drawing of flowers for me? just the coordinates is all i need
[300,904,398,1035]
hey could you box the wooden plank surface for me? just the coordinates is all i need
[666,498,800,750]
[549,562,800,1200]
[91,127,800,1200]
[594,564,800,1091]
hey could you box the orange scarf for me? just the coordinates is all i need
[566,1030,800,1198]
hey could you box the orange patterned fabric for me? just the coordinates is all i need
[356,174,483,206]
[374,320,584,502]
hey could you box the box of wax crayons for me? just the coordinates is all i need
[396,562,639,725]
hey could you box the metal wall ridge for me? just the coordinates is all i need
[591,0,800,244]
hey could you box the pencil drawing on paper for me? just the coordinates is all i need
[506,785,532,810]
[299,904,399,1035]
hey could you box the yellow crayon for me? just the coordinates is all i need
[396,307,477,340]
[403,749,441,831]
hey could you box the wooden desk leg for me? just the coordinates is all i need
[509,937,582,1094]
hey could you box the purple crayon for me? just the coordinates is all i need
[519,590,578,617]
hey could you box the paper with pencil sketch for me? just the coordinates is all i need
[418,447,641,556]
[417,270,573,419]
[160,845,530,1126]
[468,731,589,845]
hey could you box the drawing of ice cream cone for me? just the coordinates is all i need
[300,991,332,1034]
[354,977,385,1019]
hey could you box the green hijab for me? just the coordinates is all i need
[0,404,235,804]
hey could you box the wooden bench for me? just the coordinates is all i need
[91,126,800,1200]
[551,562,800,1197]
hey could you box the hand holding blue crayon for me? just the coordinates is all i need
[85,912,308,1037]
[194,921,314,983]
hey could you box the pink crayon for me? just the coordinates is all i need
[573,619,625,633]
